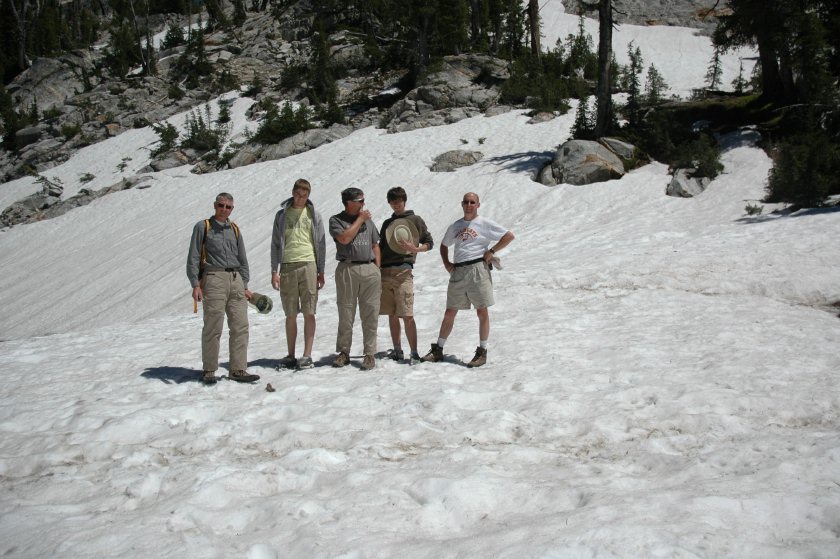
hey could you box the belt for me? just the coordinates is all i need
[205,266,238,272]
[453,257,484,268]
[344,260,374,265]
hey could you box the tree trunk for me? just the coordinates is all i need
[594,0,613,138]
[470,0,482,46]
[8,0,31,73]
[528,0,540,60]
[749,22,783,101]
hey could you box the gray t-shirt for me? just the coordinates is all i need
[329,212,379,262]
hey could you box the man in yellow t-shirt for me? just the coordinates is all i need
[270,179,327,369]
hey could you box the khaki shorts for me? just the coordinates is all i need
[446,261,494,310]
[279,261,318,316]
[380,267,414,316]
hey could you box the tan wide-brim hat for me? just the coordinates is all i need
[385,218,420,255]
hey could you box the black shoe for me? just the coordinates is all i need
[277,355,298,369]
[202,370,217,385]
[229,370,260,383]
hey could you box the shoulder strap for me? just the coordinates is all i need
[201,219,210,268]
[201,218,239,268]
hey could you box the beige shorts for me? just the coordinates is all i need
[446,261,494,310]
[380,267,414,316]
[279,261,318,316]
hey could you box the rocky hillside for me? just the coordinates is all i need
[0,1,726,194]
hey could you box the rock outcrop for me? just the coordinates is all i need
[539,139,626,186]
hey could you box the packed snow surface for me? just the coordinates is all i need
[1,2,838,557]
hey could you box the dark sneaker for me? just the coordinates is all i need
[421,343,444,363]
[409,351,421,365]
[201,370,217,385]
[333,351,350,368]
[466,347,487,368]
[297,356,314,369]
[389,348,405,361]
[277,355,297,369]
[362,354,376,370]
[229,370,260,383]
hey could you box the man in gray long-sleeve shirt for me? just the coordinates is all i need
[186,192,258,385]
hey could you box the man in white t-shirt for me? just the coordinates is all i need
[421,192,514,367]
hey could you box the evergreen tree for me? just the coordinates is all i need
[731,60,748,93]
[713,0,837,104]
[572,96,594,140]
[644,64,668,106]
[623,42,643,127]
[705,45,723,90]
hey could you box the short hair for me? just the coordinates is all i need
[293,178,311,194]
[463,192,480,203]
[387,186,407,202]
[341,187,364,204]
[216,192,233,203]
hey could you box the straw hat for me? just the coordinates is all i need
[250,292,274,314]
[385,218,420,255]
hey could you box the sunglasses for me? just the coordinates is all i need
[461,200,477,205]
[352,198,365,203]
[216,203,234,209]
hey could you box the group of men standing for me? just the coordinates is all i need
[186,180,514,385]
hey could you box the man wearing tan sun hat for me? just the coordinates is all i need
[378,186,434,364]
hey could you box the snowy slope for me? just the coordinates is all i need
[1,1,839,558]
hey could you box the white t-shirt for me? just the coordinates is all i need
[442,216,508,263]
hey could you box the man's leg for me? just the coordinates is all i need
[404,316,418,354]
[334,262,357,353]
[476,307,490,344]
[303,314,316,357]
[466,307,490,368]
[285,315,298,357]
[388,315,402,349]
[226,274,249,372]
[201,273,226,371]
[359,264,381,356]
[438,308,458,341]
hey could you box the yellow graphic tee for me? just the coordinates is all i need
[283,207,316,263]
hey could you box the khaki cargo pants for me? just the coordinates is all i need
[334,261,381,356]
[201,270,249,372]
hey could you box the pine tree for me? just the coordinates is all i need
[731,60,748,93]
[644,64,668,106]
[572,97,594,140]
[705,45,723,91]
[624,42,643,127]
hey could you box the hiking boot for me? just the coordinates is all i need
[389,348,405,361]
[277,355,297,369]
[333,351,350,368]
[201,370,217,385]
[297,356,314,369]
[362,354,376,370]
[421,343,444,363]
[466,347,487,368]
[229,370,260,383]
[409,351,421,365]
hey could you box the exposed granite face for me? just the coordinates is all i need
[561,0,727,36]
